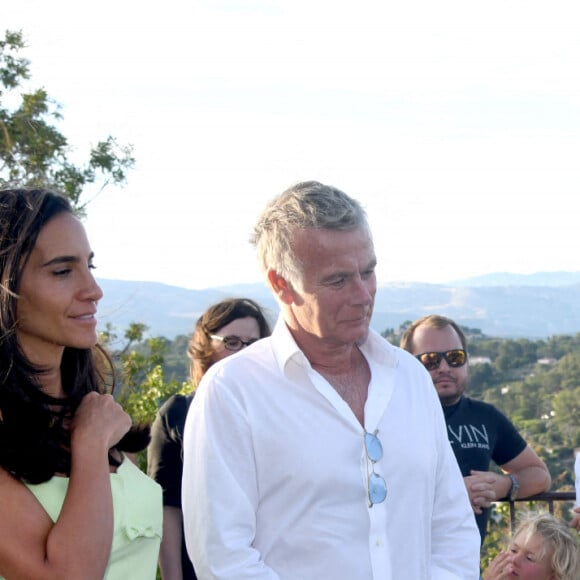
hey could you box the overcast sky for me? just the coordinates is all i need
[5,0,580,289]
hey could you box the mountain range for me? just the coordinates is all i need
[96,271,580,340]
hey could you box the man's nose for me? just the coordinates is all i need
[352,276,374,305]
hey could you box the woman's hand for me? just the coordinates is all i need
[0,392,132,579]
[71,392,132,452]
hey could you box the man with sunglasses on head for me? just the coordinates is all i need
[401,314,551,545]
[182,182,480,580]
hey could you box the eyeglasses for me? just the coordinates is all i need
[415,349,467,371]
[365,430,387,507]
[210,334,259,352]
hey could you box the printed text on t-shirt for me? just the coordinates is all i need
[447,423,490,450]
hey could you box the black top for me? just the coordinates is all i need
[148,394,197,580]
[443,396,527,544]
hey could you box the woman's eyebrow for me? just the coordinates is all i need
[41,255,79,267]
[41,252,94,268]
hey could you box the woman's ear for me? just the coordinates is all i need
[267,270,295,305]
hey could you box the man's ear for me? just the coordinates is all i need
[267,270,295,305]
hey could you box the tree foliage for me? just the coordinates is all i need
[101,322,189,425]
[0,29,134,213]
[101,323,189,471]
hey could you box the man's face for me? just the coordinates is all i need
[409,324,468,406]
[282,226,377,349]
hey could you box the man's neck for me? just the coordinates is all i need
[441,395,463,408]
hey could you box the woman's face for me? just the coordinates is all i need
[505,531,555,580]
[16,212,103,366]
[210,316,261,363]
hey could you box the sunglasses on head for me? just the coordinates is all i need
[415,349,467,371]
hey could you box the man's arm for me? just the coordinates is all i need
[182,374,280,580]
[499,444,551,497]
[427,383,481,579]
[159,506,185,580]
[466,445,551,512]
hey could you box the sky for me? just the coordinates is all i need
[5,0,580,290]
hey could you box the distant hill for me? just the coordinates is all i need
[448,271,580,288]
[96,272,580,340]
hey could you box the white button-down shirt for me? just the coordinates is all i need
[182,317,480,579]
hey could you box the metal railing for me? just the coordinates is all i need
[496,491,576,533]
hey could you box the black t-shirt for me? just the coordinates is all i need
[443,396,527,544]
[148,394,197,580]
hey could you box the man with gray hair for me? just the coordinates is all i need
[182,181,480,579]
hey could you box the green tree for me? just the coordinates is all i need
[100,322,189,423]
[551,386,580,449]
[101,322,189,470]
[0,30,134,213]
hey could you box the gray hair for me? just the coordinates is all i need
[250,181,369,284]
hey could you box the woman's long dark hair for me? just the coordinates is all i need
[0,187,147,483]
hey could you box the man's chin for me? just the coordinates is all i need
[354,327,370,346]
[437,386,461,406]
[440,394,462,406]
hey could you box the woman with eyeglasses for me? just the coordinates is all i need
[0,188,162,579]
[147,298,271,580]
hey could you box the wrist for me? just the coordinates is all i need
[506,474,520,501]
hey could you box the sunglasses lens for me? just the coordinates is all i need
[417,350,466,370]
[369,472,388,504]
[446,350,466,367]
[418,352,442,371]
[365,432,383,462]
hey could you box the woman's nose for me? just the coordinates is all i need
[81,271,103,302]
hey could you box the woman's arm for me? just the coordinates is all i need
[0,392,131,579]
[159,506,185,580]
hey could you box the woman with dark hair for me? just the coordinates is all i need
[0,187,162,579]
[148,298,272,580]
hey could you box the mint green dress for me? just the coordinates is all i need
[5,456,162,579]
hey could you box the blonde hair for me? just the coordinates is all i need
[511,512,580,580]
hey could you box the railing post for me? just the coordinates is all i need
[499,492,576,535]
[509,500,516,534]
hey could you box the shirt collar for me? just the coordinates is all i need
[270,314,400,376]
